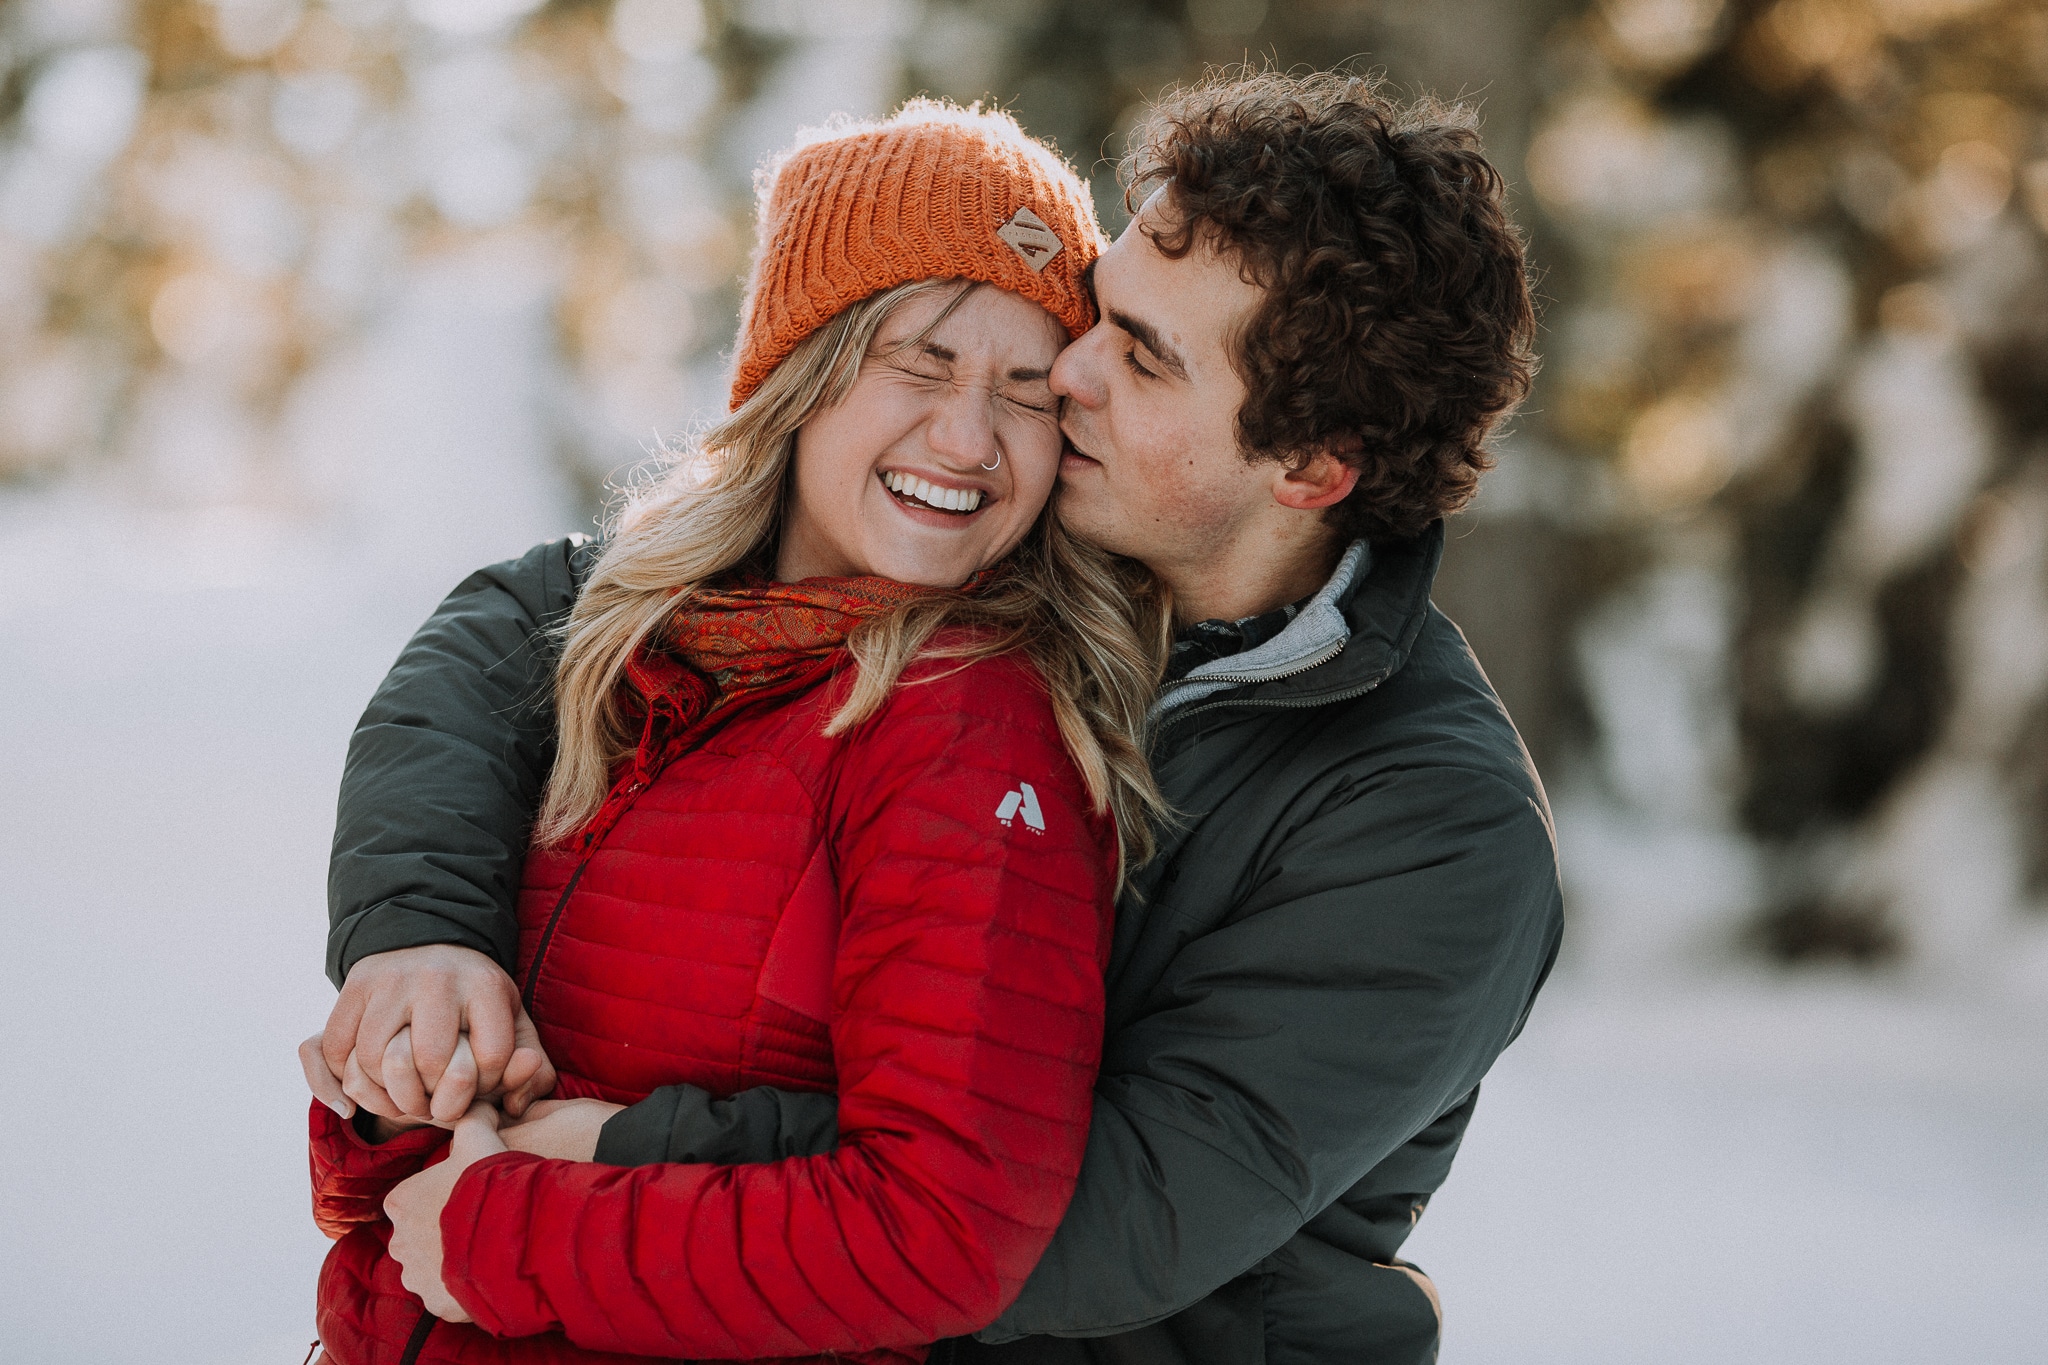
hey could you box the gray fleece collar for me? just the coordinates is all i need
[1151,540,1372,719]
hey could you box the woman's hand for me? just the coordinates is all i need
[301,1029,477,1140]
[498,1098,627,1162]
[299,1031,436,1140]
[384,1103,507,1324]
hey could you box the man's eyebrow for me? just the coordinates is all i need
[1005,366,1052,384]
[1107,308,1189,380]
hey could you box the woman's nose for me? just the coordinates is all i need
[925,386,1000,469]
[1049,327,1107,409]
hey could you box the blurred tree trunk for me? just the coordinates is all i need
[1509,0,2048,970]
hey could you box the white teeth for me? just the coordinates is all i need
[881,472,984,513]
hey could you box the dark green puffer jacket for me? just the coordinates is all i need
[328,522,1563,1365]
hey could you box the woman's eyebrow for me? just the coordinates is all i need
[905,340,1045,383]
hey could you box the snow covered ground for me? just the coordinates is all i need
[1404,974,2048,1362]
[3,250,2044,1365]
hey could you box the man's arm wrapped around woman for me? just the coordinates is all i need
[328,536,594,986]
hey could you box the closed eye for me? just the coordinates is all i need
[1122,346,1158,380]
[886,357,949,383]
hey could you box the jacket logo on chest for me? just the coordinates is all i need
[995,782,1045,833]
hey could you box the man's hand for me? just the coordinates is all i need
[498,1098,626,1162]
[319,945,556,1123]
[300,1031,443,1138]
[385,1104,507,1323]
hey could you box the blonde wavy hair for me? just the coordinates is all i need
[538,278,1172,877]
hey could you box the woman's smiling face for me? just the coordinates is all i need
[777,283,1069,587]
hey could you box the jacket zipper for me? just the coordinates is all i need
[518,721,699,1010]
[1156,671,1389,741]
[1150,637,1350,728]
[1167,635,1348,690]
[397,1307,436,1365]
[518,661,840,1012]
[520,855,596,1012]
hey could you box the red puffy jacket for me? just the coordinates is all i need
[310,647,1116,1365]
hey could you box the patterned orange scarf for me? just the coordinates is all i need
[577,574,947,850]
[656,575,933,698]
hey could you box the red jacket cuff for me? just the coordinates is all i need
[307,1099,452,1239]
[308,1098,450,1165]
[438,1150,555,1337]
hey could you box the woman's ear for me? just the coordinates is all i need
[1272,435,1362,512]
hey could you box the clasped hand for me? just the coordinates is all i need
[299,944,622,1321]
[299,944,557,1126]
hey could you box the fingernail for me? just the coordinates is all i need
[325,1098,355,1119]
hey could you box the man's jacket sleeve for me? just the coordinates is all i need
[593,1083,839,1165]
[325,536,594,986]
[978,761,1563,1342]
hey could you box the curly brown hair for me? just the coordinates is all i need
[1123,69,1537,543]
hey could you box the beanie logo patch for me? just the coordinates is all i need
[997,207,1064,273]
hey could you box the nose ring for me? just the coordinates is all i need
[980,450,1002,471]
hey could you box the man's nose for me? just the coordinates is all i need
[925,386,1000,469]
[1049,327,1107,409]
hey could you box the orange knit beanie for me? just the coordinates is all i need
[729,100,1106,410]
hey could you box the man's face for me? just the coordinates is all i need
[1049,195,1270,579]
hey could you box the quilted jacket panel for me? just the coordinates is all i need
[311,647,1117,1365]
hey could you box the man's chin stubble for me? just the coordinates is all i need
[1048,482,1126,556]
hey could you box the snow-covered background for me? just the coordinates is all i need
[3,1,2047,1362]
[7,435,2047,1364]
[0,241,577,1365]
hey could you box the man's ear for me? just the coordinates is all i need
[1271,437,1361,512]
